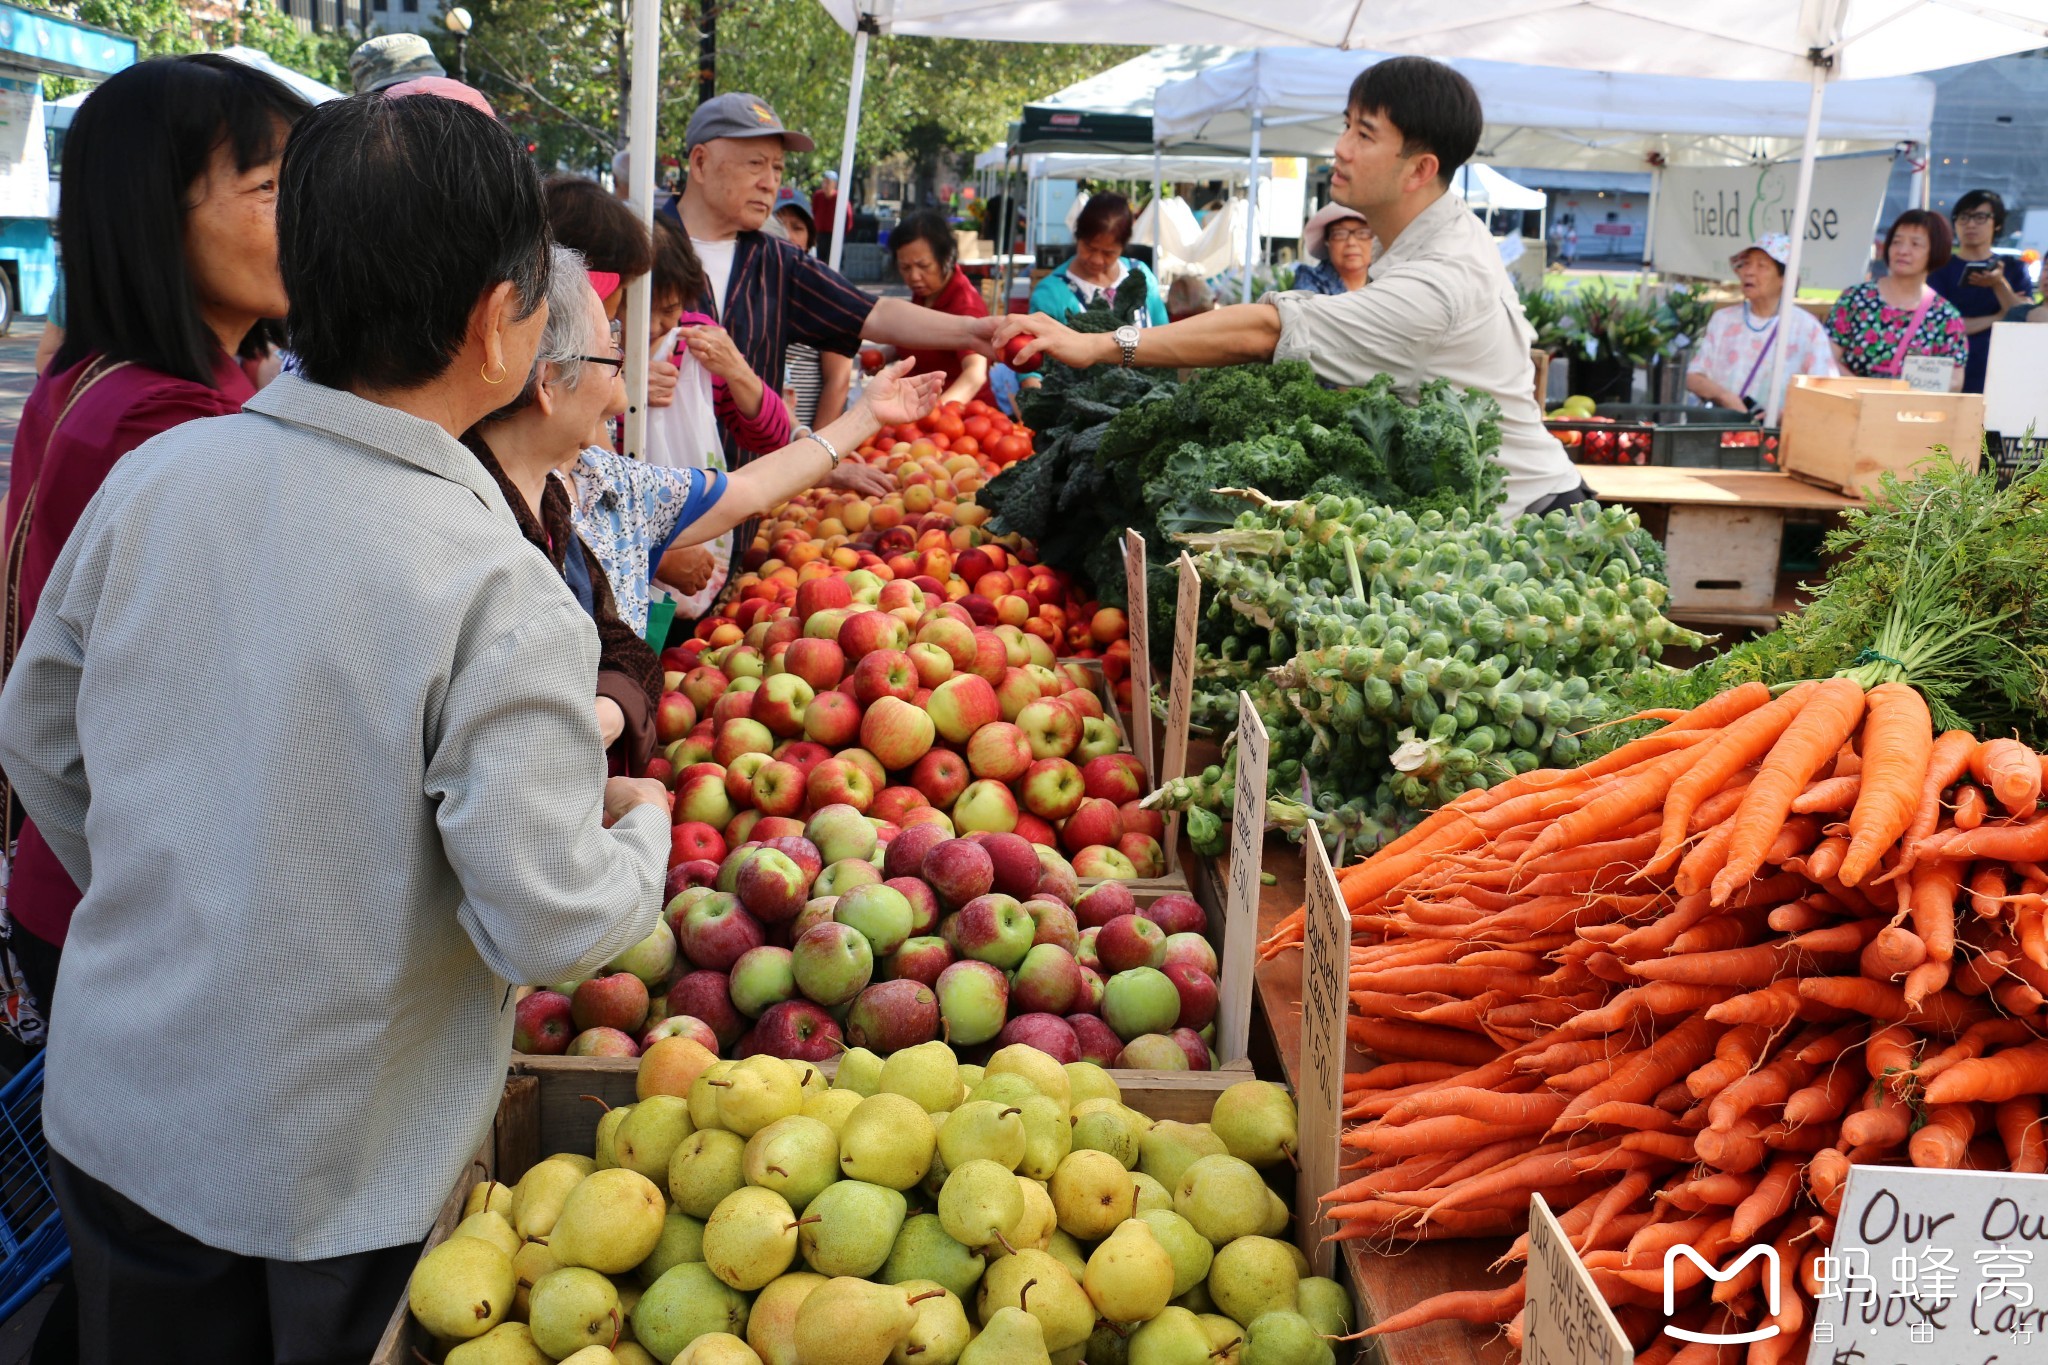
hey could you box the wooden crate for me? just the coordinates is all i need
[1778,375,1984,496]
[1663,502,1784,616]
[371,1054,1278,1363]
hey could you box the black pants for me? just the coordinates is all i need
[49,1153,420,1365]
[12,921,60,1019]
[1527,482,1599,517]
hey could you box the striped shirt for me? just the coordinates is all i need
[786,342,824,428]
[700,231,875,463]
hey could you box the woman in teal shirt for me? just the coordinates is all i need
[1029,191,1169,327]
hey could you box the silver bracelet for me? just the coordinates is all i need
[801,428,843,468]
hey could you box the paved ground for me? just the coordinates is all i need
[0,330,47,504]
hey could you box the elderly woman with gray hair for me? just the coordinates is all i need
[464,244,944,766]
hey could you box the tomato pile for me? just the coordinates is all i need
[858,397,1035,470]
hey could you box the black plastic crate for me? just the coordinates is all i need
[1597,403,1777,470]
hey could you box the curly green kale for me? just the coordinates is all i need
[1389,379,1507,518]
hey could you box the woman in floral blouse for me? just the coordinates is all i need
[1826,209,1969,389]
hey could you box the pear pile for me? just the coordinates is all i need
[407,1039,1351,1365]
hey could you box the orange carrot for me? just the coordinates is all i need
[1803,836,1850,883]
[1970,865,2010,919]
[1954,783,1989,830]
[1783,1061,1862,1128]
[1807,1147,1851,1216]
[1673,818,1738,899]
[1689,772,1758,832]
[1348,1017,1501,1067]
[1648,682,1819,876]
[1996,1095,2047,1173]
[1918,812,2048,864]
[1730,1157,1799,1243]
[1973,737,2044,817]
[1711,678,1868,905]
[1910,1103,1978,1168]
[1910,861,1965,966]
[1793,773,1862,814]
[1894,729,1979,879]
[1516,746,1707,870]
[1353,1283,1524,1335]
[1861,926,1928,980]
[1837,683,1932,885]
[1927,1040,2048,1104]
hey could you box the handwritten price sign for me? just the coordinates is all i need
[1527,1192,1634,1365]
[1217,692,1267,1065]
[1298,832,1347,1279]
[1121,530,1154,780]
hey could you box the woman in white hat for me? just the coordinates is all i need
[1686,233,1839,416]
[1294,202,1373,295]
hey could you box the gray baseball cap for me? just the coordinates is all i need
[686,92,815,154]
[350,35,446,94]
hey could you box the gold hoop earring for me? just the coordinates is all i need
[482,360,507,385]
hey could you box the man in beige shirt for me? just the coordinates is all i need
[1000,56,1585,518]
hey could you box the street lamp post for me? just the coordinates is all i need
[444,6,472,86]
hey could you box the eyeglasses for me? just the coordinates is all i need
[1956,211,1997,225]
[1325,226,1371,244]
[577,353,626,372]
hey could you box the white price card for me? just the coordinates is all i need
[1122,530,1154,781]
[1902,355,1958,394]
[1298,832,1348,1279]
[1159,553,1201,875]
[1805,1165,2048,1364]
[1526,1192,1634,1365]
[1217,692,1268,1065]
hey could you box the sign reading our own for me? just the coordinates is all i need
[1121,531,1154,782]
[1805,1165,2048,1364]
[1526,1192,1634,1365]
[1650,154,1895,292]
[1297,832,1347,1280]
[1216,692,1267,1065]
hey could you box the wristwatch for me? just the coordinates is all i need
[1113,325,1141,368]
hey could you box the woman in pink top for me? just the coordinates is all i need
[3,56,310,1012]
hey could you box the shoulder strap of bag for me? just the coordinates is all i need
[1877,288,1938,377]
[1,358,132,845]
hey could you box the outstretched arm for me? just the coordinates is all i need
[994,304,1283,372]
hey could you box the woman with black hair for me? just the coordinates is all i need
[890,207,994,407]
[1930,188,2036,392]
[1,54,311,1016]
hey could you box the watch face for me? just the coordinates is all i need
[1115,326,1141,345]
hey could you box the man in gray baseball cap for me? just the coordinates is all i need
[349,34,446,94]
[685,91,816,154]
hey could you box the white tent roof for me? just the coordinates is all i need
[1452,163,1544,212]
[1034,44,1234,115]
[975,144,1269,181]
[215,46,344,104]
[1153,48,1936,170]
[819,2,2048,81]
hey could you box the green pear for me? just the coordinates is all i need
[793,1276,936,1365]
[969,1072,1039,1107]
[978,1250,1094,1353]
[614,1346,659,1365]
[1280,1243,1310,1280]
[704,1186,802,1290]
[1052,1341,1087,1365]
[1259,1190,1290,1240]
[1063,1062,1121,1108]
[511,1239,560,1318]
[444,1321,551,1365]
[1292,1277,1353,1340]
[409,1234,515,1341]
[880,1213,986,1300]
[803,1086,865,1134]
[799,1178,907,1277]
[509,1156,591,1240]
[1173,1155,1269,1246]
[529,1266,620,1359]
[880,1039,962,1114]
[614,1094,695,1184]
[1208,1237,1299,1327]
[890,1278,972,1365]
[839,1093,937,1189]
[595,1105,631,1170]
[1240,1311,1332,1365]
[672,1333,761,1365]
[938,1100,1028,1172]
[985,1044,1071,1109]
[636,1209,707,1286]
[1045,1230,1089,1283]
[1131,1172,1173,1214]
[690,1060,739,1130]
[633,1262,750,1363]
[1138,1123,1228,1195]
[938,1159,1027,1253]
[1136,1210,1213,1299]
[1171,1282,1217,1315]
[1126,1306,1211,1365]
[555,1348,619,1365]
[744,1114,841,1213]
[793,1060,829,1098]
[749,1271,827,1365]
[463,1180,515,1221]
[960,1304,1051,1365]
[834,1047,885,1095]
[921,1142,954,1203]
[551,1168,667,1275]
[1069,1100,1144,1169]
[670,1128,749,1219]
[1050,1149,1135,1241]
[1012,1177,1057,1253]
[714,1055,805,1137]
[451,1210,520,1261]
[1084,1318,1133,1365]
[1209,1083,1297,1169]
[957,1063,985,1092]
[1016,1095,1072,1181]
[1084,1220,1175,1323]
[1197,1314,1245,1364]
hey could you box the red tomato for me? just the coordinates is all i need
[928,432,952,451]
[963,415,992,442]
[952,436,980,457]
[894,423,922,443]
[965,400,991,417]
[931,410,965,439]
[1004,334,1042,373]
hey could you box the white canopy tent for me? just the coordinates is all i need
[1452,163,1546,213]
[215,46,344,104]
[974,144,1270,183]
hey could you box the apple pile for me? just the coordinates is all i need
[516,808,1228,1076]
[645,576,1162,883]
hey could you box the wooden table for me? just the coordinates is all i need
[1582,465,1859,631]
[1194,836,1517,1365]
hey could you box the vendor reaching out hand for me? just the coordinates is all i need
[996,56,1586,518]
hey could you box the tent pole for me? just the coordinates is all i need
[999,147,1019,310]
[1242,110,1263,304]
[1152,140,1163,257]
[1644,165,1660,276]
[828,14,874,275]
[1765,57,1829,427]
[621,0,658,461]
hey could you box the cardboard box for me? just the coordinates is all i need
[1778,375,1983,496]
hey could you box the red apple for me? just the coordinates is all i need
[838,610,910,661]
[724,751,773,808]
[1061,797,1124,855]
[748,998,844,1062]
[968,629,1009,684]
[513,990,574,1054]
[1080,754,1142,805]
[965,721,1033,783]
[670,820,727,868]
[665,858,721,896]
[1161,931,1218,978]
[853,649,918,706]
[911,748,970,809]
[655,692,698,746]
[1013,811,1058,848]
[571,972,650,1034]
[922,838,996,910]
[1169,1027,1213,1071]
[978,831,1043,900]
[1116,833,1165,878]
[915,615,979,671]
[1023,896,1080,953]
[806,757,875,813]
[1011,944,1084,1016]
[1067,1013,1123,1066]
[907,642,955,689]
[795,575,853,622]
[566,1027,640,1058]
[751,760,807,818]
[995,667,1044,723]
[888,876,944,937]
[1018,698,1082,761]
[1096,914,1167,973]
[1140,892,1206,938]
[668,971,745,1047]
[859,696,936,771]
[1021,758,1085,822]
[751,673,815,738]
[886,935,953,988]
[772,739,832,777]
[1073,881,1136,930]
[675,771,737,831]
[724,809,764,848]
[714,718,775,767]
[924,674,1000,746]
[844,979,941,1053]
[682,666,729,714]
[870,785,930,825]
[753,816,807,843]
[1162,962,1218,1031]
[1118,800,1165,843]
[712,687,755,727]
[884,822,951,881]
[802,691,862,748]
[996,1012,1079,1063]
[784,636,846,692]
[952,779,1019,836]
[1073,846,1139,880]
[834,748,889,797]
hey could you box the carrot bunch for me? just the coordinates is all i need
[1266,678,2048,1362]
